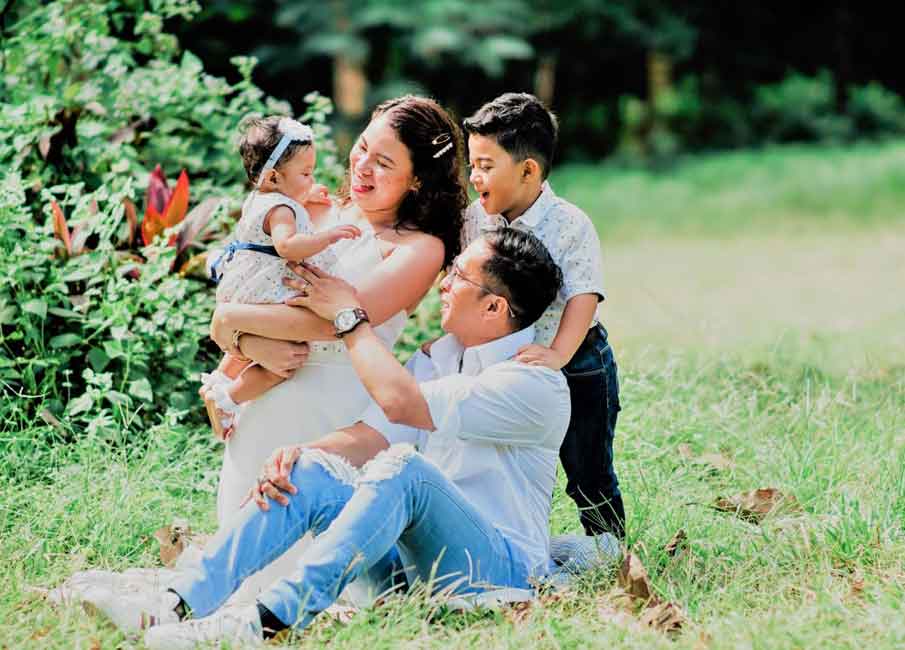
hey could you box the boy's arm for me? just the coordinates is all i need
[515,293,598,370]
[267,207,360,262]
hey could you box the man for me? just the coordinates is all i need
[86,229,570,648]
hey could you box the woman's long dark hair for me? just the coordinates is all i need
[342,96,466,266]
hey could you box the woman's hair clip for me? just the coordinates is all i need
[431,133,453,159]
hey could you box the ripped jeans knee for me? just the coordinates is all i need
[357,444,421,485]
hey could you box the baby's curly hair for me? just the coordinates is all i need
[238,115,313,184]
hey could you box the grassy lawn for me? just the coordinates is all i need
[3,141,905,648]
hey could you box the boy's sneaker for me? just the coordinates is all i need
[80,585,181,633]
[144,605,264,649]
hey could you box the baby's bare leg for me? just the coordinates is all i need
[219,353,252,380]
[228,365,285,404]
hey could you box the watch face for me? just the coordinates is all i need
[336,310,357,331]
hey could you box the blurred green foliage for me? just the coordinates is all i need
[179,2,905,163]
[0,0,342,441]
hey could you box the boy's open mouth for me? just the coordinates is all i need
[479,191,490,203]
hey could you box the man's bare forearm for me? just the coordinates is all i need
[343,324,434,429]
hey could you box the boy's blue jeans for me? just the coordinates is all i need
[170,446,534,629]
[560,323,624,538]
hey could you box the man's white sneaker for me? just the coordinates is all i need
[80,585,181,633]
[144,604,264,649]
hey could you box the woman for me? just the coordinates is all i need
[207,96,466,600]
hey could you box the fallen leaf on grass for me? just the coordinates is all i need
[714,488,800,523]
[502,600,533,624]
[153,519,209,567]
[698,452,734,471]
[677,444,734,471]
[664,529,687,557]
[639,600,686,634]
[617,553,655,602]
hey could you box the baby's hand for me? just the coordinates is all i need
[306,184,331,206]
[325,224,362,245]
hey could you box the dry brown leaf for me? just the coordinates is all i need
[153,519,192,567]
[664,529,687,557]
[617,553,656,603]
[677,443,694,459]
[503,600,533,624]
[89,639,102,650]
[639,600,686,635]
[697,452,734,471]
[38,137,51,160]
[849,571,865,597]
[714,488,800,523]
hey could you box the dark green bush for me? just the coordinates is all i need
[752,70,852,143]
[847,82,905,136]
[0,0,342,443]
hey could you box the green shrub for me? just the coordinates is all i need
[753,69,852,143]
[847,82,905,136]
[0,0,342,443]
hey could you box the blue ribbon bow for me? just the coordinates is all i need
[209,241,280,283]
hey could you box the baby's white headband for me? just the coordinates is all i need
[256,118,315,187]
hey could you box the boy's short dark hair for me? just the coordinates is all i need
[238,115,312,184]
[481,228,563,330]
[463,93,559,179]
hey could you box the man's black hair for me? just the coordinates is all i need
[481,228,563,330]
[463,93,559,178]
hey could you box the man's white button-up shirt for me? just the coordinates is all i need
[361,325,570,573]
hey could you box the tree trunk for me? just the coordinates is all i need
[647,50,673,107]
[534,54,557,107]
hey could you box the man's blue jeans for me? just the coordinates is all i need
[170,446,535,629]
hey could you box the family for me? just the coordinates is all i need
[69,93,624,646]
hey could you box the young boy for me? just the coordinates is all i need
[461,93,624,539]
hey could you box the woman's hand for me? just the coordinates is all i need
[242,445,302,511]
[239,335,309,378]
[284,262,361,322]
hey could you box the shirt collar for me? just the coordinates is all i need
[480,181,555,230]
[431,325,536,376]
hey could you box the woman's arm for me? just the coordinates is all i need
[211,233,445,347]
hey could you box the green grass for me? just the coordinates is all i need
[3,140,905,647]
[553,139,905,240]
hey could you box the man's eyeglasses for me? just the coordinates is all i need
[448,260,517,319]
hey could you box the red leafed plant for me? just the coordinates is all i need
[50,165,221,276]
[140,164,190,246]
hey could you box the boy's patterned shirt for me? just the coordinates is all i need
[461,181,606,348]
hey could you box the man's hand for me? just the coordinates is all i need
[514,344,568,370]
[242,445,303,511]
[283,262,360,322]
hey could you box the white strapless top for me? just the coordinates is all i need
[305,212,407,362]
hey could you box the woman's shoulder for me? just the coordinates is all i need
[392,228,445,261]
